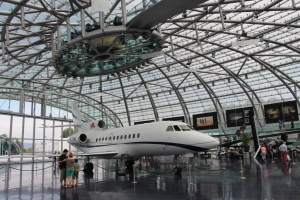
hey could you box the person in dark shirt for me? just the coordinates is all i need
[58,149,68,188]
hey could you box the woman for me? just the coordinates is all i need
[65,152,75,188]
[261,145,267,161]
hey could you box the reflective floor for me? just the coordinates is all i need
[1,156,300,200]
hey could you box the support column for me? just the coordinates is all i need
[67,17,71,42]
[41,93,47,117]
[57,25,61,49]
[121,0,127,25]
[21,6,25,29]
[81,9,86,36]
[249,110,259,152]
[19,89,24,114]
[2,41,5,59]
[170,36,175,56]
[194,23,200,45]
[218,4,225,30]
[8,116,13,162]
[99,11,104,31]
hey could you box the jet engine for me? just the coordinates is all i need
[97,120,105,128]
[78,133,88,143]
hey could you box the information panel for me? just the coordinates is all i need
[162,116,185,122]
[192,112,218,130]
[264,101,298,124]
[226,107,253,127]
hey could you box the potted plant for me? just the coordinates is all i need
[239,134,252,159]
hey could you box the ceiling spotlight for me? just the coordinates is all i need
[212,81,215,86]
[223,13,227,20]
[107,75,109,80]
[253,12,258,19]
[287,24,291,30]
[245,74,248,79]
[119,34,125,45]
[212,52,215,58]
[186,59,192,65]
[167,66,170,71]
[203,6,208,14]
[127,76,130,81]
[265,42,270,48]
[241,30,247,37]
[197,84,200,89]
[182,11,187,18]
[89,83,92,89]
[38,54,42,60]
[205,31,209,37]
[228,78,230,83]
[118,100,120,104]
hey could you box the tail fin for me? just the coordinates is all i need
[71,101,87,125]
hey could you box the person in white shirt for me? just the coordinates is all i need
[279,142,288,164]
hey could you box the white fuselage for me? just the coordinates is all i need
[67,121,219,159]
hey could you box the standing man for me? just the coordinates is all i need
[59,149,68,188]
[279,142,287,164]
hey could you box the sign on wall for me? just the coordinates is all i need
[226,107,253,127]
[192,112,218,130]
[162,116,185,122]
[264,101,298,124]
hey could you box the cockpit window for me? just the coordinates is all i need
[173,125,181,131]
[187,125,195,130]
[179,125,191,131]
[166,126,174,131]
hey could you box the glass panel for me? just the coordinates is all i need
[179,125,191,131]
[166,126,174,131]
[173,125,181,131]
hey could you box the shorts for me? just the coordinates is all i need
[60,169,66,183]
[66,169,74,177]
[73,171,78,179]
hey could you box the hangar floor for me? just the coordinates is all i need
[1,156,300,200]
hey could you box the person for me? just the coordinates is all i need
[291,117,294,130]
[236,126,243,138]
[58,149,68,188]
[66,152,75,188]
[261,145,267,161]
[278,119,282,131]
[279,142,288,164]
[53,151,57,166]
[73,159,80,187]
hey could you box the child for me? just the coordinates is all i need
[73,159,80,187]
[65,152,75,188]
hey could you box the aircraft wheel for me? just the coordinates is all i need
[125,160,134,168]
[173,167,182,175]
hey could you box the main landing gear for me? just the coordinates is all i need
[173,155,182,175]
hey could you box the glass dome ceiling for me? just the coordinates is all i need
[0,0,299,130]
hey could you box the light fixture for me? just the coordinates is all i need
[127,76,130,81]
[107,75,109,80]
[205,31,209,37]
[183,87,186,92]
[241,30,247,37]
[143,96,145,100]
[182,10,187,18]
[228,78,230,83]
[197,84,200,89]
[118,100,120,104]
[223,13,227,20]
[212,81,215,86]
[169,91,172,95]
[212,52,215,58]
[186,59,192,65]
[204,6,208,14]
[119,34,125,45]
[167,66,170,71]
[156,93,158,97]
[89,84,92,89]
[253,12,258,19]
[287,24,291,30]
[245,74,248,79]
[265,42,269,48]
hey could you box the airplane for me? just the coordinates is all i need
[67,101,220,174]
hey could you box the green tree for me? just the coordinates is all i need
[0,134,8,138]
[27,146,33,153]
[62,128,75,138]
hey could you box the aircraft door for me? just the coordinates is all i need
[108,133,113,144]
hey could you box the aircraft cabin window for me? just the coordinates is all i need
[133,134,135,139]
[109,137,111,140]
[96,138,98,142]
[179,125,191,131]
[120,135,123,139]
[166,126,174,131]
[137,133,140,138]
[102,137,104,141]
[105,137,107,141]
[113,136,115,140]
[117,136,119,140]
[173,125,181,131]
[129,134,131,139]
[124,135,127,139]
[187,125,195,130]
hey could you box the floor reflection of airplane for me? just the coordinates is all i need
[67,102,219,174]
